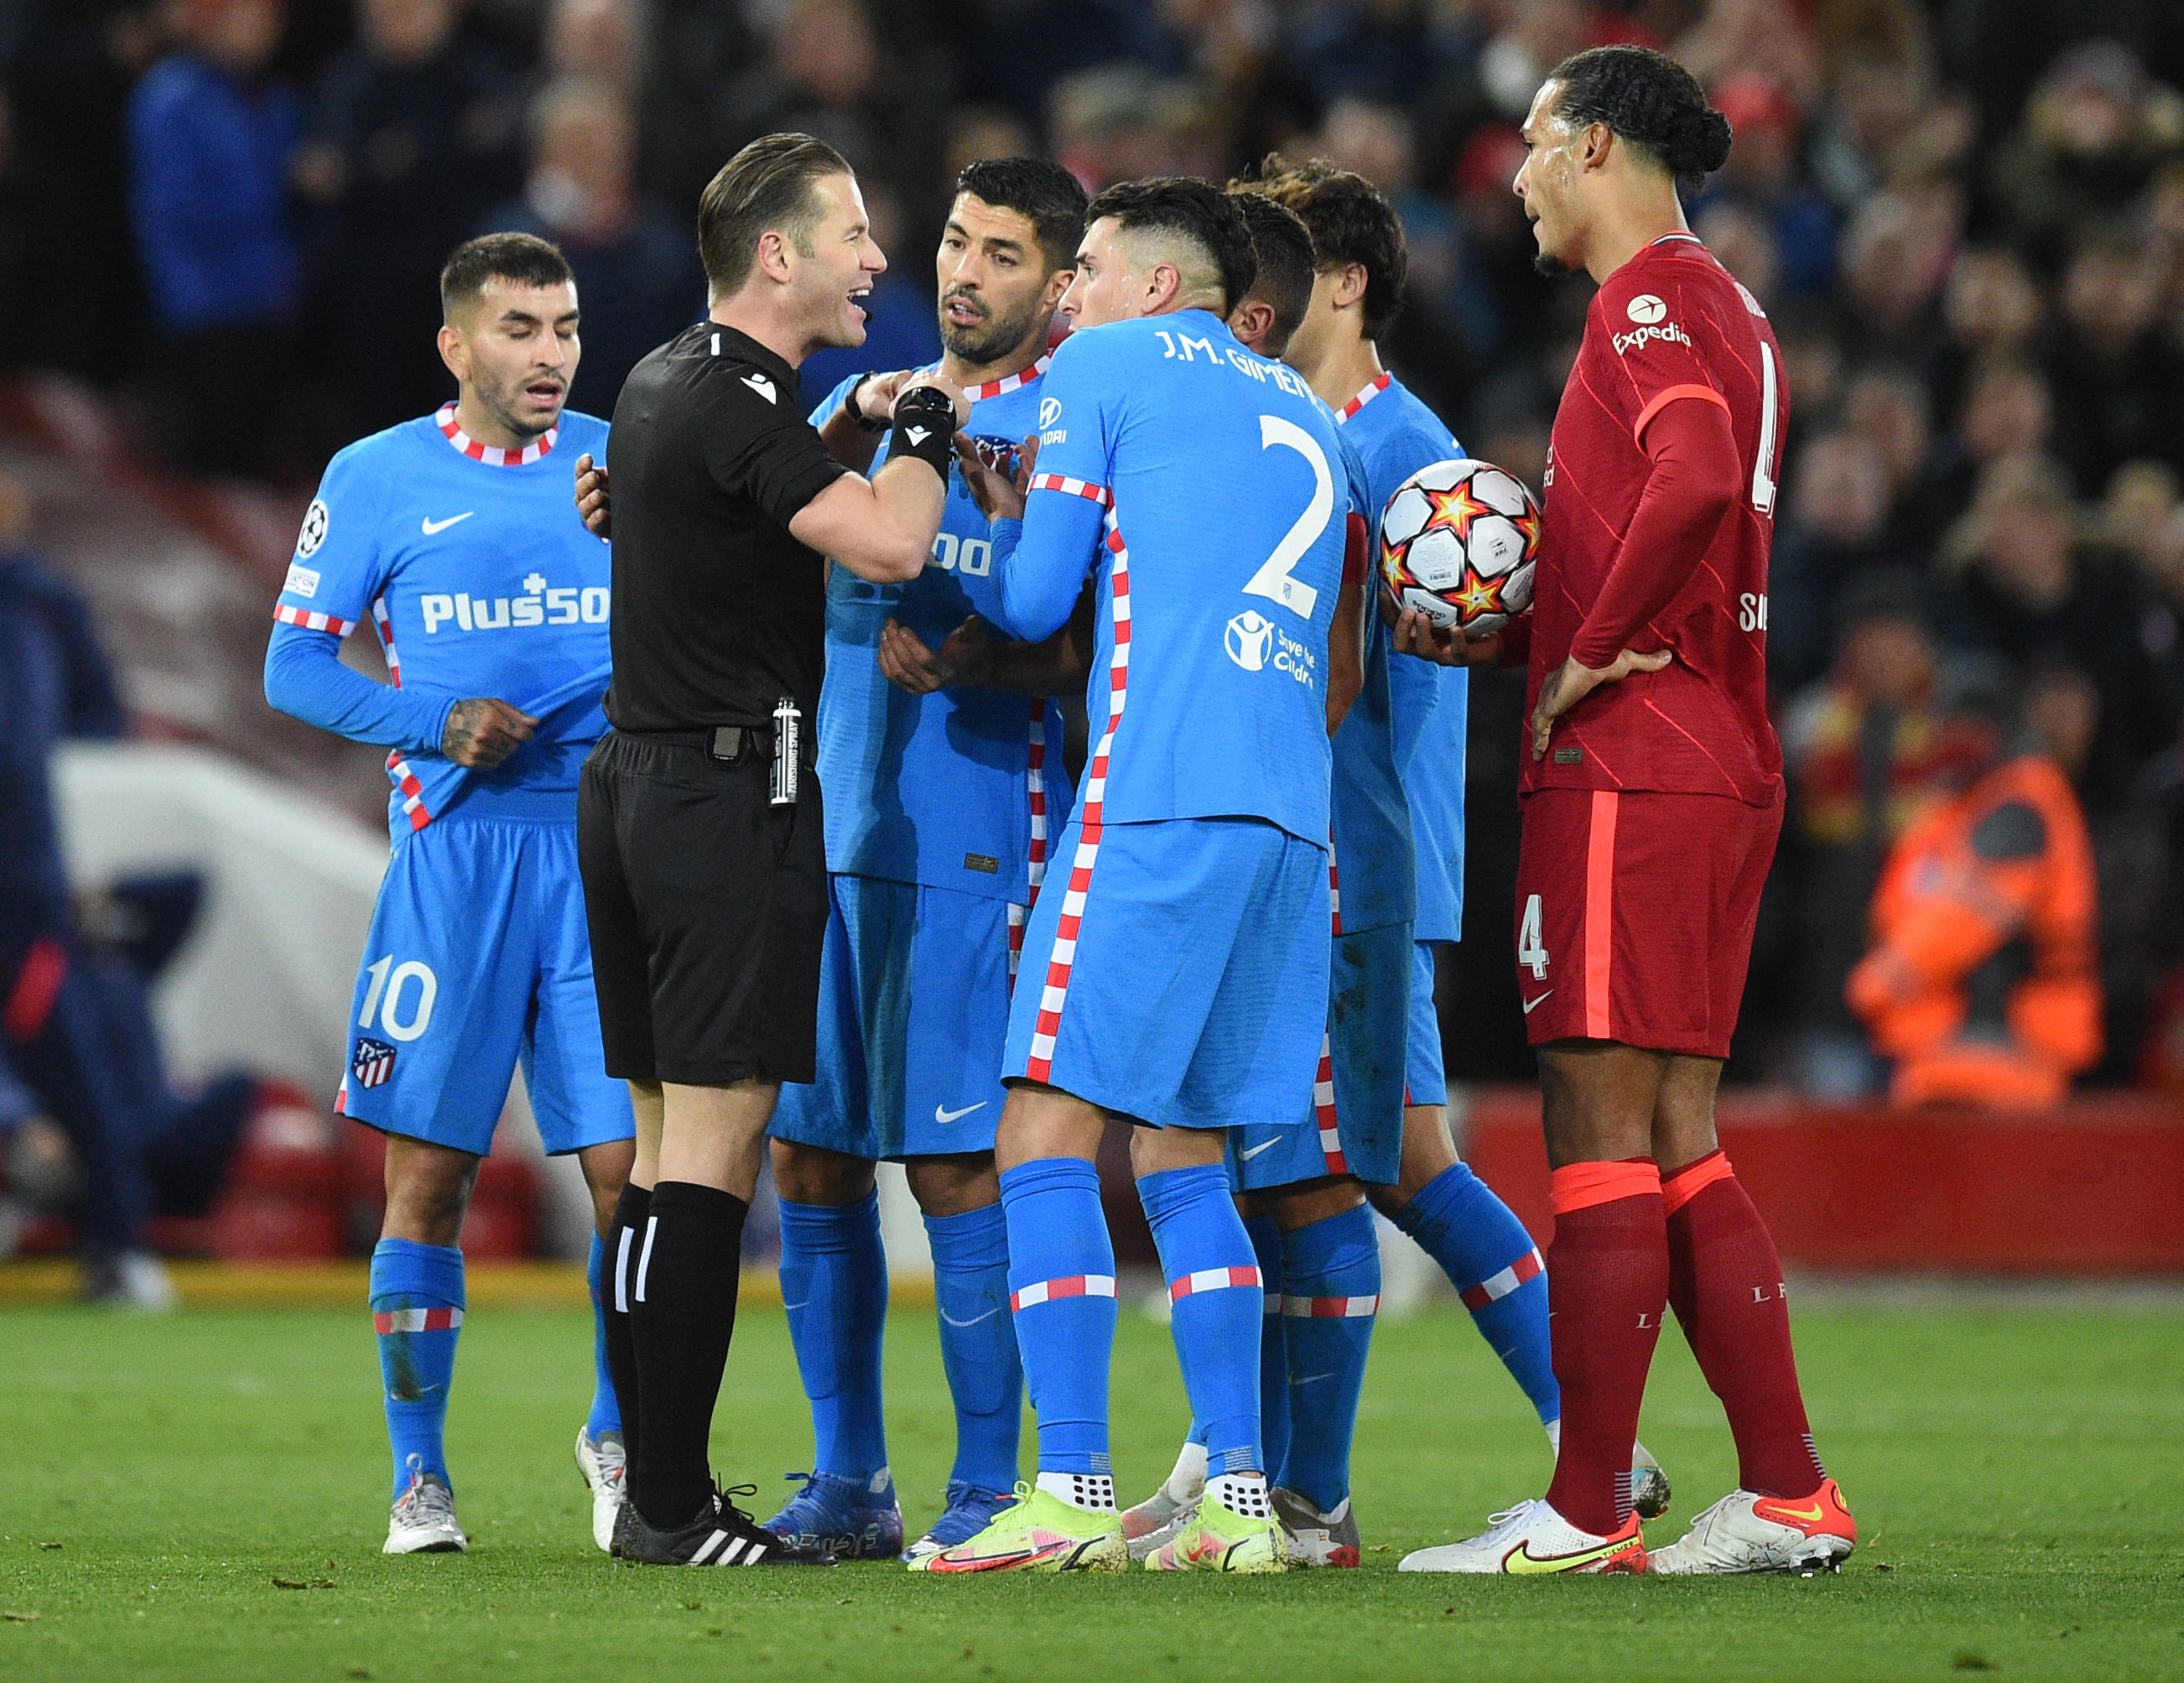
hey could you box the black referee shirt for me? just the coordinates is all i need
[603,322,850,731]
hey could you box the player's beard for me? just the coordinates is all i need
[476,366,560,440]
[1531,248,1573,278]
[939,290,1043,367]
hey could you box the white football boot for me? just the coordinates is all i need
[1398,1496,1645,1575]
[385,1462,468,1555]
[1646,1480,1856,1576]
[1271,1486,1361,1567]
[1122,1439,1206,1562]
[575,1427,627,1554]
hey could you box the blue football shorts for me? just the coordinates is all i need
[1406,938,1449,1108]
[771,874,1015,1161]
[336,817,632,1157]
[1004,815,1329,1131]
[1230,917,1411,1190]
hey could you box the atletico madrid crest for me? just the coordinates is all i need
[352,1036,398,1089]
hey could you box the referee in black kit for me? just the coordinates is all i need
[575,132,963,1567]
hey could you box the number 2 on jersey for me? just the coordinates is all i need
[1241,414,1332,619]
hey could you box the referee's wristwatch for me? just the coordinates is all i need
[847,372,891,433]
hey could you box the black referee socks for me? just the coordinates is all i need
[628,1180,749,1528]
[603,1182,652,1475]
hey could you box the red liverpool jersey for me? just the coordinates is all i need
[1523,232,1786,805]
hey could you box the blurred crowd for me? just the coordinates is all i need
[1,0,2181,1104]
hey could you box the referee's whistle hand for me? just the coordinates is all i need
[442,697,541,769]
[574,454,611,540]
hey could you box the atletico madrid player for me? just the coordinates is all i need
[1393,45,1854,1576]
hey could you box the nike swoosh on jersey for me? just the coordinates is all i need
[933,1102,987,1125]
[938,1306,1001,1329]
[1503,1537,1630,1574]
[421,512,476,535]
[1521,990,1555,1015]
[1238,1138,1280,1161]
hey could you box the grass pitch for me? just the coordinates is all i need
[6,1289,2183,1681]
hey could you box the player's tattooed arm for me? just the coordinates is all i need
[441,697,540,769]
[574,454,610,539]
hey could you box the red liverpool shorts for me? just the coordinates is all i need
[1512,786,1784,1059]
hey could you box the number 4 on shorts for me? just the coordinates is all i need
[1518,894,1549,981]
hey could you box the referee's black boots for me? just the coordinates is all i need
[612,1482,831,1567]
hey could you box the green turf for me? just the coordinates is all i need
[7,1293,2184,1681]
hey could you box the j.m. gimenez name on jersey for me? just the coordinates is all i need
[991,309,1349,846]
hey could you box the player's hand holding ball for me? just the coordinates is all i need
[1379,457,1540,661]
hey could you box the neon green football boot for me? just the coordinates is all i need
[1144,1489,1289,1573]
[919,1483,1128,1574]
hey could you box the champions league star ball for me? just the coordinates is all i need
[1377,458,1542,637]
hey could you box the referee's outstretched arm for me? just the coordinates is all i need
[788,389,963,583]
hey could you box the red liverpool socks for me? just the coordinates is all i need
[1542,1160,1668,1535]
[1663,1151,1826,1498]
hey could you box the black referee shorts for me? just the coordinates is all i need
[577,730,826,1087]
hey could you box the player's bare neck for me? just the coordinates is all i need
[1308,334,1386,414]
[1583,190,1691,287]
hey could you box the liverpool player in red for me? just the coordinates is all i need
[1395,45,1854,1576]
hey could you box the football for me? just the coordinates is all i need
[1376,458,1542,637]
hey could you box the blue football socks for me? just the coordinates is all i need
[1275,1203,1380,1510]
[369,1236,465,1501]
[924,1201,1023,1493]
[1245,1209,1290,1482]
[1140,1164,1264,1478]
[584,1230,621,1441]
[1000,1157,1117,1476]
[1394,1162,1559,1424]
[777,1190,890,1480]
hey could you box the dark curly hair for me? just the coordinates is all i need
[1241,153,1408,342]
[1084,175,1256,316]
[1547,45,1733,195]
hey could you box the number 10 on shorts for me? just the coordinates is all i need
[359,955,439,1042]
[1518,895,1549,981]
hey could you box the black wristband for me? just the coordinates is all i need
[847,372,889,433]
[885,385,956,478]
